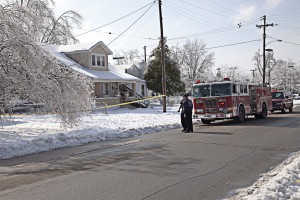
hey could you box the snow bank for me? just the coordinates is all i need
[229,151,300,200]
[0,106,181,159]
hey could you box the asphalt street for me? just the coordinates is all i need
[0,107,300,200]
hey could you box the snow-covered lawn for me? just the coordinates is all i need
[0,106,181,159]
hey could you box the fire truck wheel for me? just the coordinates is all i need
[289,106,293,113]
[281,108,285,113]
[255,103,267,119]
[201,119,211,124]
[235,105,245,122]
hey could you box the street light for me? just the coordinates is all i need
[265,49,273,84]
[113,56,125,65]
[262,39,282,85]
[266,39,282,46]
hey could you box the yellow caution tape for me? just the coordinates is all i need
[98,95,165,109]
[1,95,166,116]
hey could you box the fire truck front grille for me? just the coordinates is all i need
[205,99,218,107]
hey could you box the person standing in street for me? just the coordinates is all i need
[178,96,187,132]
[183,94,193,133]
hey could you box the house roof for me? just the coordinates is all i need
[56,41,113,55]
[41,43,142,82]
[113,62,146,73]
[114,64,139,73]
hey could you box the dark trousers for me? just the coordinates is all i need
[185,111,193,132]
[181,113,187,130]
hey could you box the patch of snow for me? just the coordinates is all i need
[228,151,300,200]
[0,106,181,159]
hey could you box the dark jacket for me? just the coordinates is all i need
[183,99,193,114]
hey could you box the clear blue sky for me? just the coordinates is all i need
[54,0,300,75]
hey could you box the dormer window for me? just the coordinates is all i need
[92,54,105,67]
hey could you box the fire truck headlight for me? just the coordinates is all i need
[196,109,203,113]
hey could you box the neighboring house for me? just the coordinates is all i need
[113,62,148,96]
[42,41,147,107]
[115,62,147,79]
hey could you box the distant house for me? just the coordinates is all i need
[113,62,147,96]
[42,41,147,107]
[115,62,147,79]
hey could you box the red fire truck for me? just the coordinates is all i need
[192,78,273,124]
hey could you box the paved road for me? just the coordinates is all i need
[0,108,300,200]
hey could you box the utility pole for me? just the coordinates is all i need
[250,69,256,84]
[158,0,167,112]
[143,46,147,63]
[256,15,274,86]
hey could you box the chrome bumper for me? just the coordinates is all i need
[193,113,233,119]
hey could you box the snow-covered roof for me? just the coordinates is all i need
[113,64,139,73]
[55,41,113,55]
[41,44,142,82]
[112,62,146,73]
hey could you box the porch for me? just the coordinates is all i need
[93,82,138,107]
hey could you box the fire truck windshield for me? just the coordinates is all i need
[193,85,210,97]
[193,83,232,97]
[211,83,232,96]
[272,92,284,99]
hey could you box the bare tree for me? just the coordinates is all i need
[252,49,276,83]
[5,0,82,45]
[217,65,250,82]
[0,5,93,126]
[113,49,142,65]
[272,59,299,91]
[179,39,215,91]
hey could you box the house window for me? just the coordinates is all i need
[97,56,101,66]
[92,54,105,67]
[92,55,96,66]
[104,83,109,95]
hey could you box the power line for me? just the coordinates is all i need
[267,35,300,46]
[40,1,157,46]
[76,1,156,38]
[181,39,261,53]
[107,1,156,46]
[70,28,158,40]
[164,0,232,27]
[204,39,261,50]
[178,0,230,18]
[108,7,159,46]
[205,0,242,16]
[167,20,259,41]
[162,2,215,29]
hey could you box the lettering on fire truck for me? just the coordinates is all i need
[192,78,273,124]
